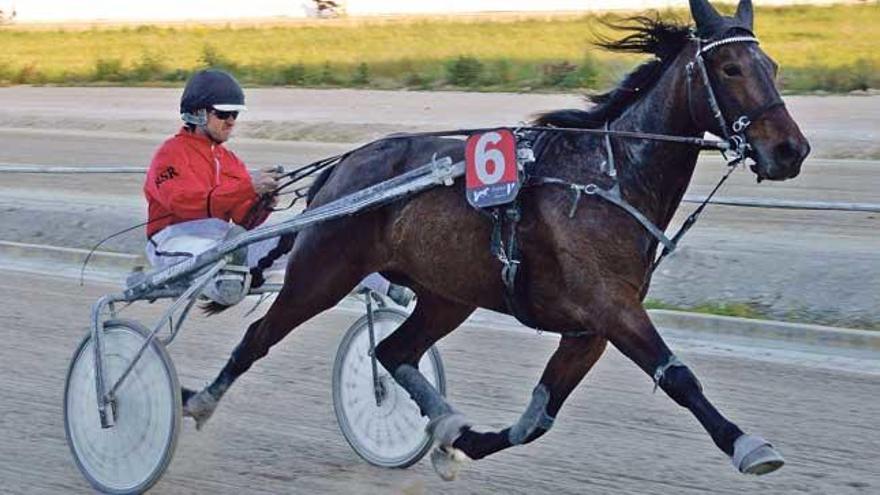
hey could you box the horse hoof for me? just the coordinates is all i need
[426,413,472,481]
[732,434,785,475]
[430,445,470,481]
[426,413,470,446]
[182,389,218,431]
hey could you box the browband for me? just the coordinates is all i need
[700,36,759,54]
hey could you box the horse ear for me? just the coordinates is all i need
[735,0,754,31]
[689,0,725,36]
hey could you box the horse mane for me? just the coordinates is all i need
[535,15,691,128]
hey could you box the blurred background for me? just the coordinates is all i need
[0,1,877,93]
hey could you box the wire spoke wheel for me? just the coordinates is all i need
[332,308,446,468]
[64,319,181,494]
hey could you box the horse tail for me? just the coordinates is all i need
[248,232,297,288]
[201,300,232,316]
[200,232,298,316]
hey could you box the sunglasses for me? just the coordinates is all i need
[210,109,239,120]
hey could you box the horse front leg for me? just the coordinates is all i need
[427,334,607,480]
[605,301,784,475]
[373,292,479,479]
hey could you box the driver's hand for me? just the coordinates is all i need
[252,166,281,196]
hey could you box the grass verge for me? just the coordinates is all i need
[644,299,880,331]
[645,299,765,319]
[0,4,878,92]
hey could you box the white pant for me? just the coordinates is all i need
[146,219,282,305]
[146,219,280,270]
[146,218,392,297]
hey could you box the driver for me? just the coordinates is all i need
[143,69,411,307]
[143,69,280,306]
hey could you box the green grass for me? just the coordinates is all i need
[1,4,878,92]
[645,299,766,319]
[644,298,880,330]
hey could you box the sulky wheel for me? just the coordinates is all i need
[64,319,181,494]
[332,308,446,468]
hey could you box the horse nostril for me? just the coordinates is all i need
[773,139,800,166]
[800,139,812,160]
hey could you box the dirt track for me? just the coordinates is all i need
[0,88,878,493]
[0,88,878,327]
[0,269,877,494]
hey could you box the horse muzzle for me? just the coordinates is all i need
[749,136,810,182]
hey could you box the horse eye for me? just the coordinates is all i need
[723,64,743,77]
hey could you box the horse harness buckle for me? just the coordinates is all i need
[732,115,751,133]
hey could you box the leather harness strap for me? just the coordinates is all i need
[491,34,774,333]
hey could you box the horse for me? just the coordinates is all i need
[182,0,810,480]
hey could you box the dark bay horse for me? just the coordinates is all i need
[183,0,809,480]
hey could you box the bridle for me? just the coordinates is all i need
[685,33,786,160]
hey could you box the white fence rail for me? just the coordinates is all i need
[0,163,271,175]
[681,195,880,213]
[3,163,877,213]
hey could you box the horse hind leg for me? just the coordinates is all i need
[183,226,372,429]
[373,291,475,480]
[603,300,784,475]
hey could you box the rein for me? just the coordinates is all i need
[263,121,737,205]
[249,120,740,228]
[269,123,735,184]
[373,125,733,151]
[257,34,772,281]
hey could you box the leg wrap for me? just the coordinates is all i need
[508,384,556,445]
[655,356,703,408]
[393,364,454,419]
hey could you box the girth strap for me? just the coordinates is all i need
[489,202,543,330]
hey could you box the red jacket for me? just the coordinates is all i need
[144,128,270,238]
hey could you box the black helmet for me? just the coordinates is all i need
[180,69,246,121]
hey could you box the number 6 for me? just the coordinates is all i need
[474,132,506,185]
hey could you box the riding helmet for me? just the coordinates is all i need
[180,69,246,122]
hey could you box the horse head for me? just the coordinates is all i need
[688,0,810,181]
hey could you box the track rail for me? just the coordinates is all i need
[3,163,877,213]
[0,163,270,174]
[682,195,880,212]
